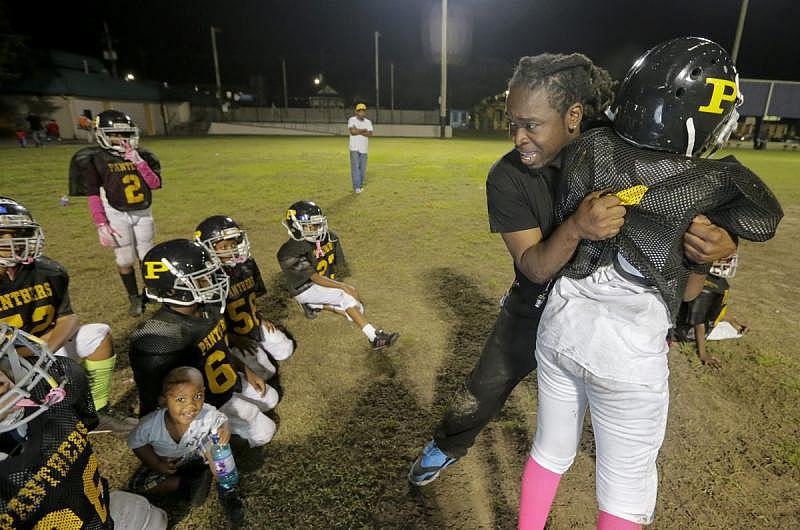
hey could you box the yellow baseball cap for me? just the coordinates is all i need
[355,103,367,111]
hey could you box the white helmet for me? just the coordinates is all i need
[0,323,66,433]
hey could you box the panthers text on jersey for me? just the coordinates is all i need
[129,305,242,415]
[276,231,343,297]
[0,357,110,530]
[224,258,267,340]
[69,146,161,211]
[0,257,72,337]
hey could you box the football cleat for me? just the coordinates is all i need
[408,440,458,486]
[91,406,139,436]
[128,294,144,317]
[371,329,399,350]
[301,303,321,320]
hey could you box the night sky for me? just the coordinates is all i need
[5,0,799,109]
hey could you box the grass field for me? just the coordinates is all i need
[2,136,799,529]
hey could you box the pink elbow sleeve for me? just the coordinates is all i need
[87,195,108,226]
[136,160,161,189]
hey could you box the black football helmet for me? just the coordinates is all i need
[0,323,66,433]
[610,37,742,157]
[194,215,251,267]
[0,197,45,267]
[282,200,328,242]
[141,239,229,308]
[94,109,139,153]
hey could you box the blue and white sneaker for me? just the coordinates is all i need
[408,440,458,486]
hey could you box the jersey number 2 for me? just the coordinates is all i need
[122,174,145,204]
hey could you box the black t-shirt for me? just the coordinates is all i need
[0,257,73,337]
[129,305,241,414]
[68,146,160,210]
[224,258,267,339]
[276,231,344,297]
[486,149,560,303]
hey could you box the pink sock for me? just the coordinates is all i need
[518,456,562,530]
[597,511,641,530]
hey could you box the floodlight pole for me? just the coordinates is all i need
[374,31,380,121]
[210,26,222,102]
[731,0,749,63]
[103,21,118,78]
[439,0,448,138]
[390,62,395,113]
[281,58,289,120]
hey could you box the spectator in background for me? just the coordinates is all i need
[14,128,26,147]
[46,119,61,142]
[26,113,45,147]
[347,103,373,194]
[79,112,93,143]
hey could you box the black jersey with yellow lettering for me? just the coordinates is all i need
[0,257,72,337]
[0,357,111,530]
[276,231,344,297]
[224,258,267,340]
[68,146,160,211]
[129,305,241,415]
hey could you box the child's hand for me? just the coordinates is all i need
[683,215,736,264]
[244,366,267,396]
[217,422,232,445]
[699,352,722,370]
[155,458,177,475]
[341,284,360,301]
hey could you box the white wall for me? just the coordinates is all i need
[208,121,452,138]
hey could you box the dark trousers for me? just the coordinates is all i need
[434,287,542,458]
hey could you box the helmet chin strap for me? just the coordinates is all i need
[684,117,696,157]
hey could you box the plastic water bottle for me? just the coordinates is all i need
[209,429,239,490]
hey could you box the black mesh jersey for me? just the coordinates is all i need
[0,357,110,530]
[68,146,160,211]
[486,149,560,307]
[0,257,73,337]
[224,258,267,340]
[129,305,241,415]
[277,231,343,297]
[557,127,783,321]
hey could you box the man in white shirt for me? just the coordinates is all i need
[347,103,373,193]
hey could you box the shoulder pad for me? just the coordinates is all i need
[33,256,69,277]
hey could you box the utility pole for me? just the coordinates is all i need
[390,62,395,113]
[439,0,448,138]
[210,26,222,102]
[102,21,118,78]
[281,58,289,120]
[374,31,380,121]
[731,0,749,63]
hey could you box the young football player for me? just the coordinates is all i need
[128,366,244,526]
[195,216,294,381]
[519,38,782,529]
[673,254,748,369]
[276,200,399,350]
[68,109,162,317]
[0,197,135,434]
[129,239,278,448]
[0,322,113,528]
